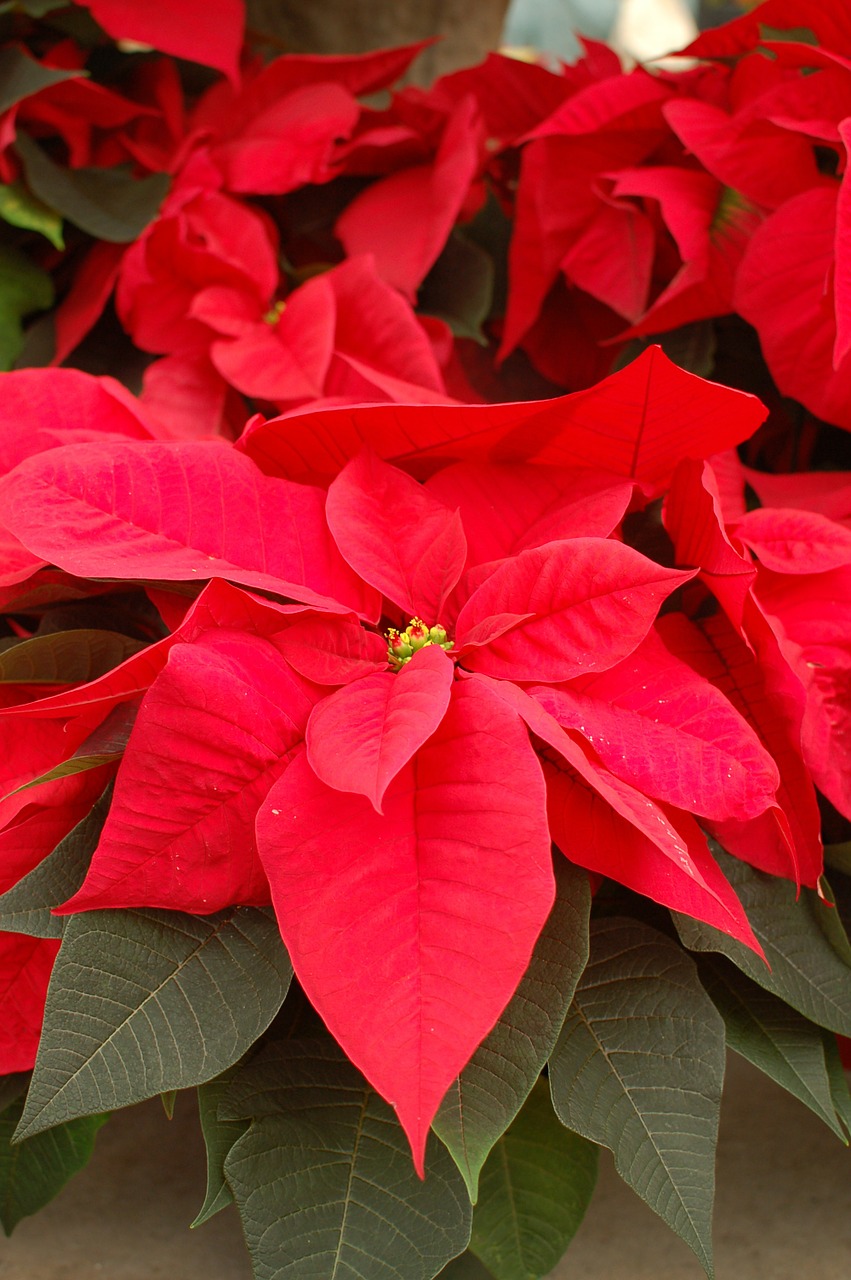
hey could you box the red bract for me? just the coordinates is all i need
[77,0,245,83]
[0,933,60,1074]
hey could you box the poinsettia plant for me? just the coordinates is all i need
[0,0,849,1277]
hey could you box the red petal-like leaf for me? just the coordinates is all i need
[455,538,693,682]
[543,758,760,952]
[306,645,453,811]
[336,95,482,298]
[256,677,554,1171]
[664,458,755,630]
[425,461,632,567]
[84,0,244,83]
[473,672,760,949]
[0,932,60,1074]
[61,634,318,914]
[275,612,387,685]
[754,564,851,821]
[239,347,766,492]
[0,440,378,619]
[665,607,822,886]
[736,187,851,431]
[531,623,779,822]
[733,507,851,574]
[326,450,466,619]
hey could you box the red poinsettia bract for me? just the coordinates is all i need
[0,351,782,1170]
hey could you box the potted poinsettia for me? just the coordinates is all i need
[0,1,849,1277]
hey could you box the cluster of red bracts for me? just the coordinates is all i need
[0,348,849,1168]
[5,0,851,437]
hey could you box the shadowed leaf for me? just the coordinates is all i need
[469,1079,598,1280]
[433,858,590,1200]
[224,1035,472,1280]
[549,918,724,1277]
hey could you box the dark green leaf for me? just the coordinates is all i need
[0,243,52,370]
[824,842,851,877]
[419,230,495,343]
[0,1097,107,1234]
[673,849,851,1037]
[192,1071,248,1228]
[224,1035,472,1280]
[15,906,292,1140]
[469,1078,597,1280]
[0,785,111,939]
[15,134,170,243]
[549,918,724,1278]
[0,180,63,248]
[433,858,590,1200]
[437,1254,496,1280]
[698,955,847,1141]
[823,1033,851,1141]
[0,629,145,684]
[0,1076,29,1114]
[0,46,80,114]
[160,1089,177,1120]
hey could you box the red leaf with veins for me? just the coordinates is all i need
[425,462,632,568]
[531,623,779,822]
[732,508,851,574]
[239,347,766,492]
[306,645,454,811]
[60,634,320,914]
[326,450,466,620]
[543,758,760,953]
[275,612,387,686]
[665,607,822,886]
[0,440,378,620]
[473,672,759,950]
[455,538,693,682]
[0,932,60,1074]
[256,677,554,1172]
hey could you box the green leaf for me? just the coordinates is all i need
[673,849,851,1037]
[549,918,724,1278]
[0,2,67,16]
[0,1097,107,1235]
[0,46,80,114]
[160,1089,177,1120]
[0,243,52,370]
[0,629,145,684]
[823,1032,851,1141]
[0,180,63,249]
[469,1078,598,1280]
[0,785,111,939]
[419,230,495,343]
[698,954,847,1141]
[433,858,590,1200]
[192,1071,248,1228]
[759,24,818,46]
[15,906,292,1141]
[224,1035,472,1280]
[15,134,170,244]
